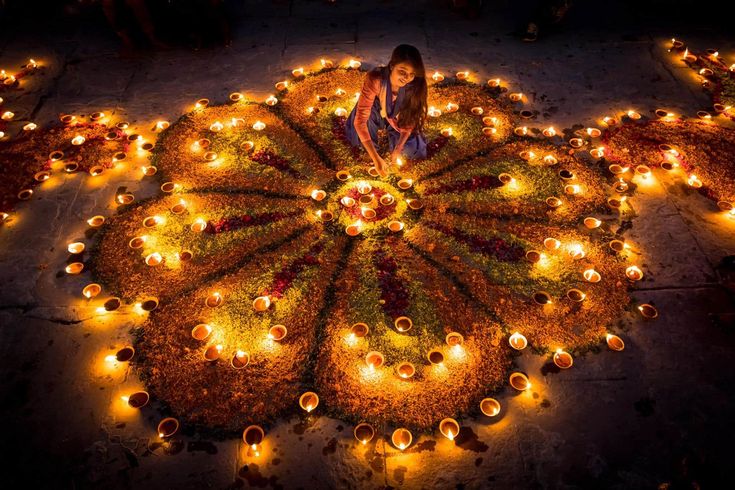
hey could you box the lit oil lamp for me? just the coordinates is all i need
[145,252,163,266]
[543,155,558,165]
[49,150,64,161]
[682,48,697,63]
[609,239,626,253]
[446,332,464,348]
[456,70,470,80]
[356,181,372,194]
[104,297,121,311]
[143,215,163,228]
[292,67,305,77]
[543,237,561,250]
[195,98,209,109]
[394,316,413,333]
[396,362,415,379]
[334,107,348,117]
[346,222,362,236]
[88,165,104,177]
[519,150,535,161]
[348,59,362,69]
[68,242,85,254]
[626,110,641,120]
[427,106,442,117]
[407,199,423,210]
[205,291,223,307]
[231,350,250,369]
[170,199,187,215]
[584,217,601,229]
[482,116,498,126]
[542,126,556,137]
[157,418,179,439]
[427,349,444,365]
[655,109,675,118]
[546,197,563,209]
[265,95,278,106]
[361,207,376,219]
[65,262,84,274]
[480,398,501,416]
[82,283,102,298]
[607,196,625,209]
[192,324,213,341]
[388,220,404,232]
[204,344,223,362]
[566,288,586,302]
[275,81,289,91]
[23,122,37,131]
[229,92,244,103]
[310,189,327,201]
[33,171,49,182]
[112,151,126,162]
[625,266,643,281]
[71,135,85,145]
[178,250,193,262]
[141,166,157,176]
[635,165,651,179]
[697,110,712,119]
[431,71,445,82]
[471,106,484,115]
[268,324,287,341]
[533,291,552,305]
[128,236,146,249]
[553,349,573,369]
[321,58,334,69]
[123,391,150,409]
[114,346,135,362]
[209,121,224,132]
[335,88,346,96]
[444,102,459,113]
[509,332,528,350]
[687,175,703,188]
[379,194,395,206]
[568,244,586,260]
[252,121,266,131]
[17,189,33,200]
[317,210,334,222]
[514,126,528,136]
[60,114,75,125]
[519,110,534,119]
[509,372,531,391]
[586,127,601,138]
[713,103,727,113]
[583,269,601,283]
[482,126,497,136]
[253,296,271,312]
[525,250,541,263]
[351,322,369,338]
[638,304,658,319]
[1,111,14,121]
[299,392,319,412]
[608,164,626,175]
[354,423,375,444]
[590,147,605,159]
[392,428,412,450]
[699,68,714,77]
[191,218,207,232]
[509,92,523,102]
[441,127,453,137]
[439,418,460,441]
[564,184,582,195]
[341,196,356,207]
[243,425,265,451]
[365,351,384,369]
[568,138,584,148]
[606,333,625,351]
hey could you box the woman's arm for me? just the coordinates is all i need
[354,72,389,175]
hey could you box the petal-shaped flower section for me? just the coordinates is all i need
[416,141,608,222]
[152,102,333,193]
[277,68,366,168]
[315,238,510,429]
[604,119,735,202]
[135,229,348,430]
[93,192,319,300]
[406,213,629,348]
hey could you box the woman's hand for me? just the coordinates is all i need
[374,155,390,178]
[390,149,403,168]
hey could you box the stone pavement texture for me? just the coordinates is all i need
[1,1,735,489]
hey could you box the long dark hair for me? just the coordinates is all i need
[389,44,427,133]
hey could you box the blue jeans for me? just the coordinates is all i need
[344,102,427,160]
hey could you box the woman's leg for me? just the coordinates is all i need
[345,104,384,149]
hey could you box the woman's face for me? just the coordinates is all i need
[390,62,416,89]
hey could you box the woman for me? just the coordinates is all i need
[345,44,428,178]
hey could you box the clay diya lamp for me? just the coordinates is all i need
[394,316,413,333]
[367,167,380,177]
[606,333,625,351]
[203,344,223,362]
[346,223,362,236]
[525,250,541,263]
[625,266,643,281]
[471,106,484,115]
[195,98,209,109]
[439,418,460,441]
[589,147,605,159]
[440,127,453,137]
[71,135,85,146]
[65,262,84,274]
[252,121,266,131]
[82,283,102,299]
[231,350,249,368]
[348,59,361,69]
[407,199,424,210]
[480,398,501,417]
[391,428,412,450]
[697,111,712,120]
[311,189,327,201]
[317,210,333,222]
[117,193,134,205]
[157,418,179,438]
[253,296,271,312]
[567,288,586,302]
[143,215,162,228]
[682,49,697,63]
[431,71,445,82]
[718,201,734,212]
[614,179,630,192]
[142,166,157,176]
[396,362,416,379]
[265,95,278,106]
[161,182,176,193]
[498,173,514,185]
[509,332,528,350]
[655,109,672,118]
[514,126,528,136]
[354,423,375,444]
[533,291,552,305]
[428,106,442,117]
[568,138,584,148]
[687,175,703,188]
[509,372,531,391]
[112,152,127,163]
[609,239,626,253]
[321,58,335,69]
[568,244,586,260]
[519,110,534,119]
[456,70,470,80]
[268,324,287,341]
[607,197,624,210]
[543,155,558,165]
[60,115,75,125]
[553,349,574,369]
[583,269,601,283]
[482,126,497,136]
[145,252,163,266]
[49,150,65,162]
[379,194,395,206]
[360,207,377,220]
[299,392,319,413]
[103,131,118,140]
[635,165,651,179]
[191,218,207,232]
[205,292,223,308]
[124,391,149,409]
[140,297,159,312]
[509,92,523,102]
[141,142,155,152]
[357,182,372,194]
[586,127,602,138]
[351,322,369,338]
[128,236,146,249]
[638,303,658,318]
[388,220,405,232]
[203,151,218,162]
[543,237,561,250]
[558,169,574,180]
[17,189,33,200]
[427,349,444,365]
[170,200,187,215]
[584,217,601,229]
[178,250,193,262]
[542,126,556,137]
[365,351,384,369]
[191,324,213,341]
[334,107,348,117]
[341,196,356,207]
[397,178,413,190]
[243,425,265,449]
[115,346,135,362]
[482,116,498,126]
[546,197,563,209]
[116,121,129,129]
[34,171,50,182]
[67,242,85,254]
[608,164,625,175]
[446,332,464,348]
[104,297,121,311]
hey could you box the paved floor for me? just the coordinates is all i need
[1,1,735,488]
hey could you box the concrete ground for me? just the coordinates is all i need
[1,1,735,488]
